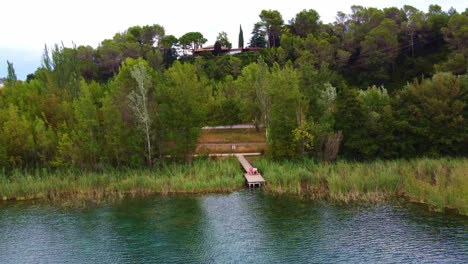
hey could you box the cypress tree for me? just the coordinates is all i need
[6,61,17,87]
[238,25,244,48]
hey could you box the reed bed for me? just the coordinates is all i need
[0,157,244,202]
[257,158,467,215]
[1,157,466,215]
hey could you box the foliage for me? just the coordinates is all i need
[268,63,302,160]
[256,157,468,215]
[0,158,244,200]
[160,61,209,162]
[290,9,321,37]
[396,72,467,156]
[238,25,244,48]
[249,23,267,48]
[179,32,207,53]
[258,10,284,48]
[5,61,17,87]
[1,4,467,171]
[216,31,232,49]
[127,60,155,166]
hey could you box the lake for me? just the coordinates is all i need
[0,190,466,263]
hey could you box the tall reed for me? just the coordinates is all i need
[257,158,467,214]
[0,157,244,201]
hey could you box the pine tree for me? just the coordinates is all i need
[238,25,244,48]
[6,61,17,87]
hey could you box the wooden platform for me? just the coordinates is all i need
[236,154,266,188]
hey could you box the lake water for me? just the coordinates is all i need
[0,190,466,263]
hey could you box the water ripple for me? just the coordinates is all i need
[0,191,466,264]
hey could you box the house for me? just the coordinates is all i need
[192,45,263,56]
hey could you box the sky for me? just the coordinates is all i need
[1,0,466,80]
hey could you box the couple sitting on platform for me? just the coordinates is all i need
[248,167,258,175]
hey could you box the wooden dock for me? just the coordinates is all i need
[236,154,265,188]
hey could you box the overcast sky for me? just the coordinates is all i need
[1,0,466,79]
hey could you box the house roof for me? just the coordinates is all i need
[193,46,263,55]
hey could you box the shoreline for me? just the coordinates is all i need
[2,186,464,217]
[0,157,466,215]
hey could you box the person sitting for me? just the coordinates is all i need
[248,167,254,174]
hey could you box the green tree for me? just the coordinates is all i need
[6,61,17,87]
[438,10,468,74]
[359,86,398,158]
[42,44,81,98]
[141,24,165,46]
[96,39,122,81]
[290,9,321,37]
[396,72,467,156]
[249,22,267,48]
[334,87,370,159]
[100,93,138,167]
[179,32,207,54]
[358,18,400,85]
[238,25,244,48]
[160,35,178,68]
[69,81,101,168]
[127,60,155,166]
[31,117,56,166]
[236,62,266,128]
[76,45,98,81]
[213,41,222,56]
[259,10,284,48]
[160,61,209,162]
[0,105,34,167]
[216,31,232,49]
[401,5,426,57]
[268,63,302,160]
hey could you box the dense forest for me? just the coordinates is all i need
[0,4,467,170]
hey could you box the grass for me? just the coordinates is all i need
[256,158,468,215]
[0,157,245,202]
[1,156,466,215]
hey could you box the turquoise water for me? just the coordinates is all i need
[0,190,466,263]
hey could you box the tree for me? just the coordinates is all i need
[359,86,398,158]
[213,41,222,56]
[96,39,122,81]
[5,61,17,87]
[127,60,154,166]
[249,23,267,48]
[268,63,302,160]
[238,25,244,48]
[76,45,98,81]
[57,81,102,168]
[42,44,81,97]
[160,61,209,162]
[31,116,56,166]
[141,24,165,46]
[358,18,400,85]
[0,105,34,167]
[216,31,232,49]
[396,72,467,156]
[402,5,426,57]
[438,11,468,74]
[334,87,370,159]
[100,92,139,167]
[259,10,284,48]
[179,32,207,53]
[290,9,321,37]
[160,35,178,68]
[236,61,265,128]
